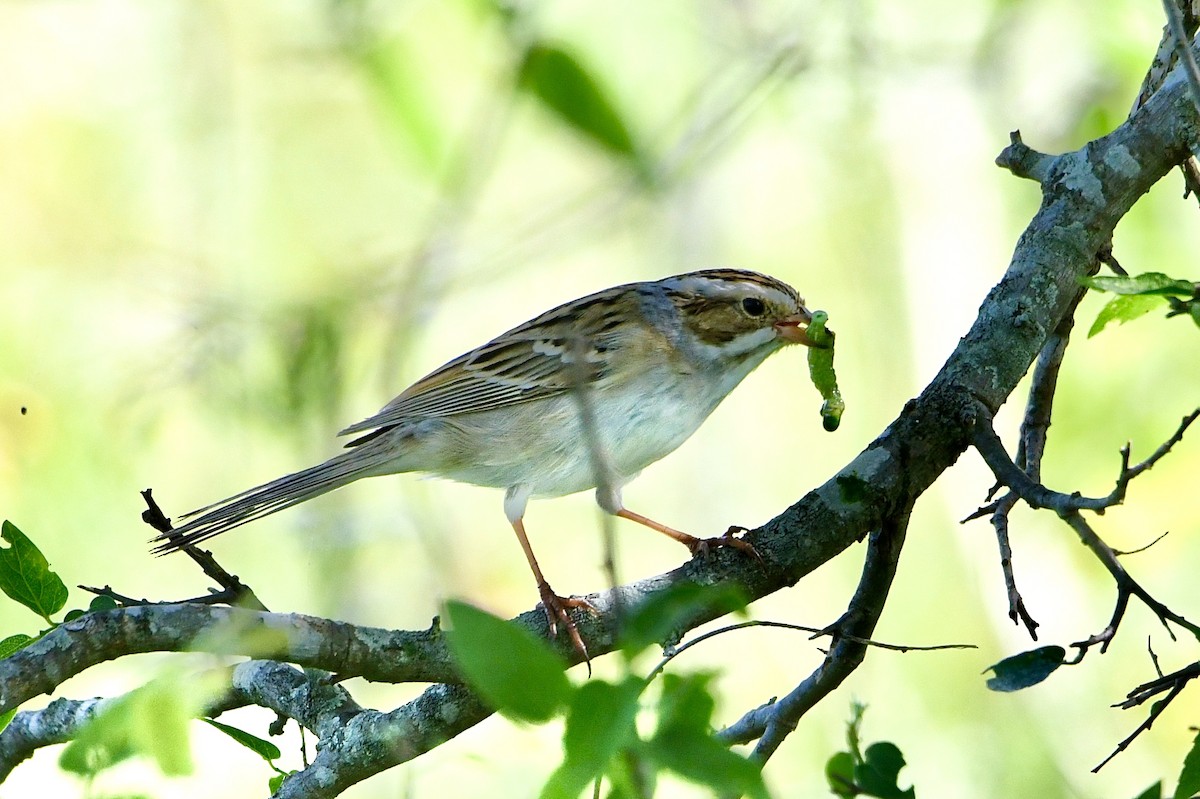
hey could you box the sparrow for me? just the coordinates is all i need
[154,269,818,655]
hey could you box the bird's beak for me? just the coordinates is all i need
[775,308,824,347]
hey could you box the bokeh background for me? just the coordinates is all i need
[2,1,1199,797]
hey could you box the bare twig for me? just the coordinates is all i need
[1094,678,1186,772]
[964,286,1089,639]
[1118,660,1200,710]
[716,510,911,765]
[140,489,270,612]
[1095,655,1200,772]
[971,410,1198,516]
[971,408,1200,658]
[1096,244,1128,276]
[1062,512,1200,657]
[985,496,1040,639]
[649,619,974,680]
[1147,638,1165,679]
[78,583,249,608]
[1112,531,1170,557]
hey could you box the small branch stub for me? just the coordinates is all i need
[996,131,1056,183]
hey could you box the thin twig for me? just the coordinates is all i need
[1097,244,1128,276]
[969,287,1088,639]
[1095,681,1186,772]
[971,410,1199,516]
[971,408,1200,658]
[1118,660,1200,710]
[715,510,912,763]
[1112,531,1170,557]
[1062,511,1200,657]
[989,496,1040,639]
[140,489,270,612]
[78,584,248,608]
[649,619,974,681]
[1147,638,1164,679]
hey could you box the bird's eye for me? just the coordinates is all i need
[741,297,767,317]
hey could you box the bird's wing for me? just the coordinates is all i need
[338,290,643,436]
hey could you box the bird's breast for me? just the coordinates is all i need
[419,367,725,499]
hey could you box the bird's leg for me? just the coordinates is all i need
[510,518,594,660]
[615,508,762,562]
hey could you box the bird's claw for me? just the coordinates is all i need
[687,525,763,564]
[536,583,596,665]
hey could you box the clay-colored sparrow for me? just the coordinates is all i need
[154,269,817,651]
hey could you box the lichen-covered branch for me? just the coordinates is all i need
[0,604,456,715]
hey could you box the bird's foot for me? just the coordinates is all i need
[537,582,597,664]
[685,525,763,564]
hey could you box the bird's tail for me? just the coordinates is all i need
[151,441,397,555]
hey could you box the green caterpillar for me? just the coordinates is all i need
[805,311,844,432]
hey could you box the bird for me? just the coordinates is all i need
[153,268,819,655]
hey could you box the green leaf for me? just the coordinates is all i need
[202,718,282,763]
[269,772,293,793]
[985,645,1065,692]
[59,671,222,777]
[89,595,118,612]
[855,742,915,799]
[605,747,657,799]
[61,686,189,776]
[647,726,768,799]
[645,672,769,796]
[0,521,68,622]
[655,672,716,735]
[1174,730,1200,799]
[1083,273,1196,297]
[517,43,647,176]
[541,677,643,799]
[826,751,857,797]
[443,600,570,723]
[619,582,747,657]
[0,708,15,735]
[1088,294,1163,337]
[0,633,35,660]
[1136,781,1163,799]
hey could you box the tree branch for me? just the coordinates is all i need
[716,509,910,763]
[970,407,1200,656]
[0,605,456,714]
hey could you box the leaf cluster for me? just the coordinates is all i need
[1084,273,1199,336]
[824,703,915,799]
[0,521,117,732]
[0,520,292,793]
[444,582,767,799]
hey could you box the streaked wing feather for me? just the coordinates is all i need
[339,305,623,436]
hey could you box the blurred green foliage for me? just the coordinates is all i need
[446,598,767,799]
